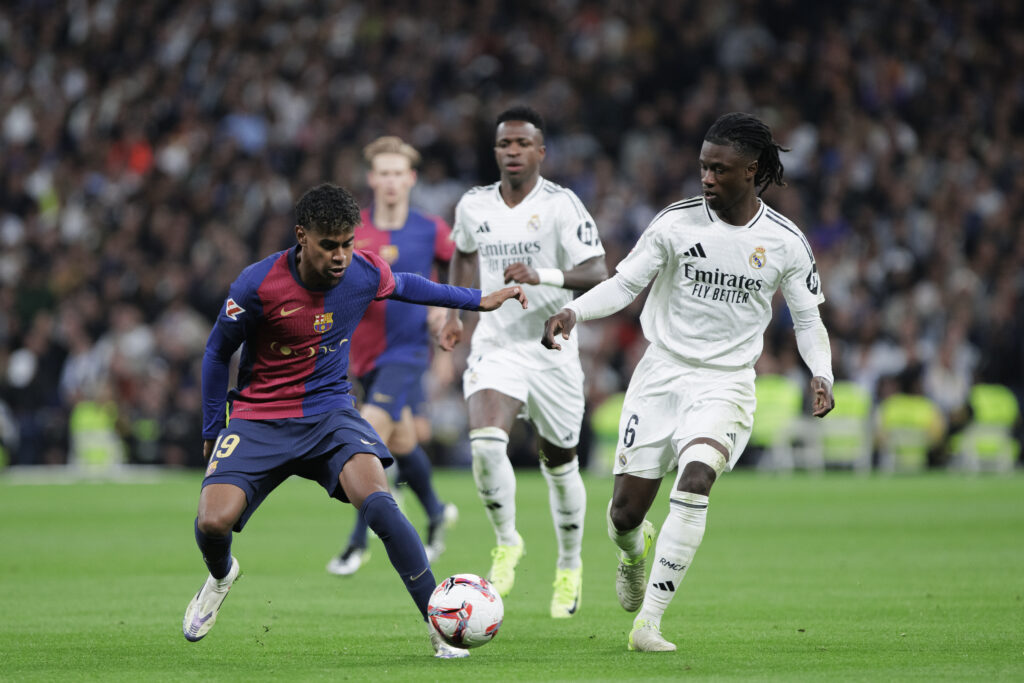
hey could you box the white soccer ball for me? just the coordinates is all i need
[427,573,504,648]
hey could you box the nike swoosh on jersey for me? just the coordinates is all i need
[280,306,305,316]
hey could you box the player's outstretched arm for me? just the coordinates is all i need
[478,286,528,312]
[810,377,835,417]
[541,308,577,351]
[504,255,608,291]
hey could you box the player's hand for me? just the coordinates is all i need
[503,262,539,285]
[478,286,528,312]
[426,306,446,338]
[438,317,464,352]
[202,439,216,462]
[542,309,576,351]
[810,377,835,417]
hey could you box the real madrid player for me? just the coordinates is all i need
[185,183,527,658]
[543,112,835,651]
[439,106,607,617]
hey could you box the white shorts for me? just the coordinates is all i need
[613,344,755,480]
[463,348,584,448]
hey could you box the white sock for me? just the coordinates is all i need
[470,427,518,546]
[606,499,645,560]
[540,458,586,570]
[637,490,708,626]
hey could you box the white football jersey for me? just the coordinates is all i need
[453,177,605,365]
[616,196,824,369]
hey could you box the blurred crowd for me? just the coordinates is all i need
[1,0,1022,468]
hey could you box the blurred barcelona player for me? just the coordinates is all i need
[183,183,526,658]
[327,136,459,576]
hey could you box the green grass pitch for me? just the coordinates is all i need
[2,468,1022,681]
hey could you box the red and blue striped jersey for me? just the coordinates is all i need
[349,207,454,376]
[202,246,395,438]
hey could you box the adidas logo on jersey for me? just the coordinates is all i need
[683,242,707,258]
[476,222,492,233]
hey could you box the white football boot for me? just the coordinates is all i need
[428,622,470,658]
[182,557,240,642]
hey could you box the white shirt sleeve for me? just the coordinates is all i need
[557,189,605,266]
[563,275,640,321]
[563,222,664,321]
[452,196,476,253]
[791,305,833,383]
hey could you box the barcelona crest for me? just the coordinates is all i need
[380,244,399,263]
[313,312,334,333]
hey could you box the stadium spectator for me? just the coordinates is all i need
[0,0,1021,467]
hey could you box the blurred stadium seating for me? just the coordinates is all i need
[0,1,1020,471]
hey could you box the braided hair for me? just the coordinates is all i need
[704,113,789,196]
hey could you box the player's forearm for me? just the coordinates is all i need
[446,249,478,319]
[792,306,834,383]
[391,272,482,310]
[540,255,608,291]
[562,274,641,322]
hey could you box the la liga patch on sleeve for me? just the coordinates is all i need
[225,298,245,320]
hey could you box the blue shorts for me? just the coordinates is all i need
[202,406,393,531]
[360,364,428,421]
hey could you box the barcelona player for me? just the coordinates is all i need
[327,136,457,576]
[183,183,526,658]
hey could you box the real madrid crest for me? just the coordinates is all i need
[749,246,767,269]
[526,214,541,232]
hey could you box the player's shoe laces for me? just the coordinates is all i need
[425,502,459,564]
[326,545,369,576]
[428,622,470,659]
[182,556,240,642]
[487,531,524,597]
[628,617,677,652]
[617,519,656,612]
[550,566,582,618]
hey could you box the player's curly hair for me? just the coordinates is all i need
[294,183,361,235]
[704,112,789,196]
[496,105,545,135]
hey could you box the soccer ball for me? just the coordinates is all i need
[427,573,504,648]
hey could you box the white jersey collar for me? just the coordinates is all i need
[704,197,765,229]
[494,176,546,208]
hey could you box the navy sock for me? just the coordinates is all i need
[194,517,233,579]
[360,491,435,619]
[396,446,444,521]
[347,510,370,549]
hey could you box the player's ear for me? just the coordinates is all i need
[295,225,306,245]
[746,159,758,180]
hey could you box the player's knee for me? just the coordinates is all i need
[677,441,730,496]
[196,510,236,537]
[676,461,716,496]
[608,497,645,532]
